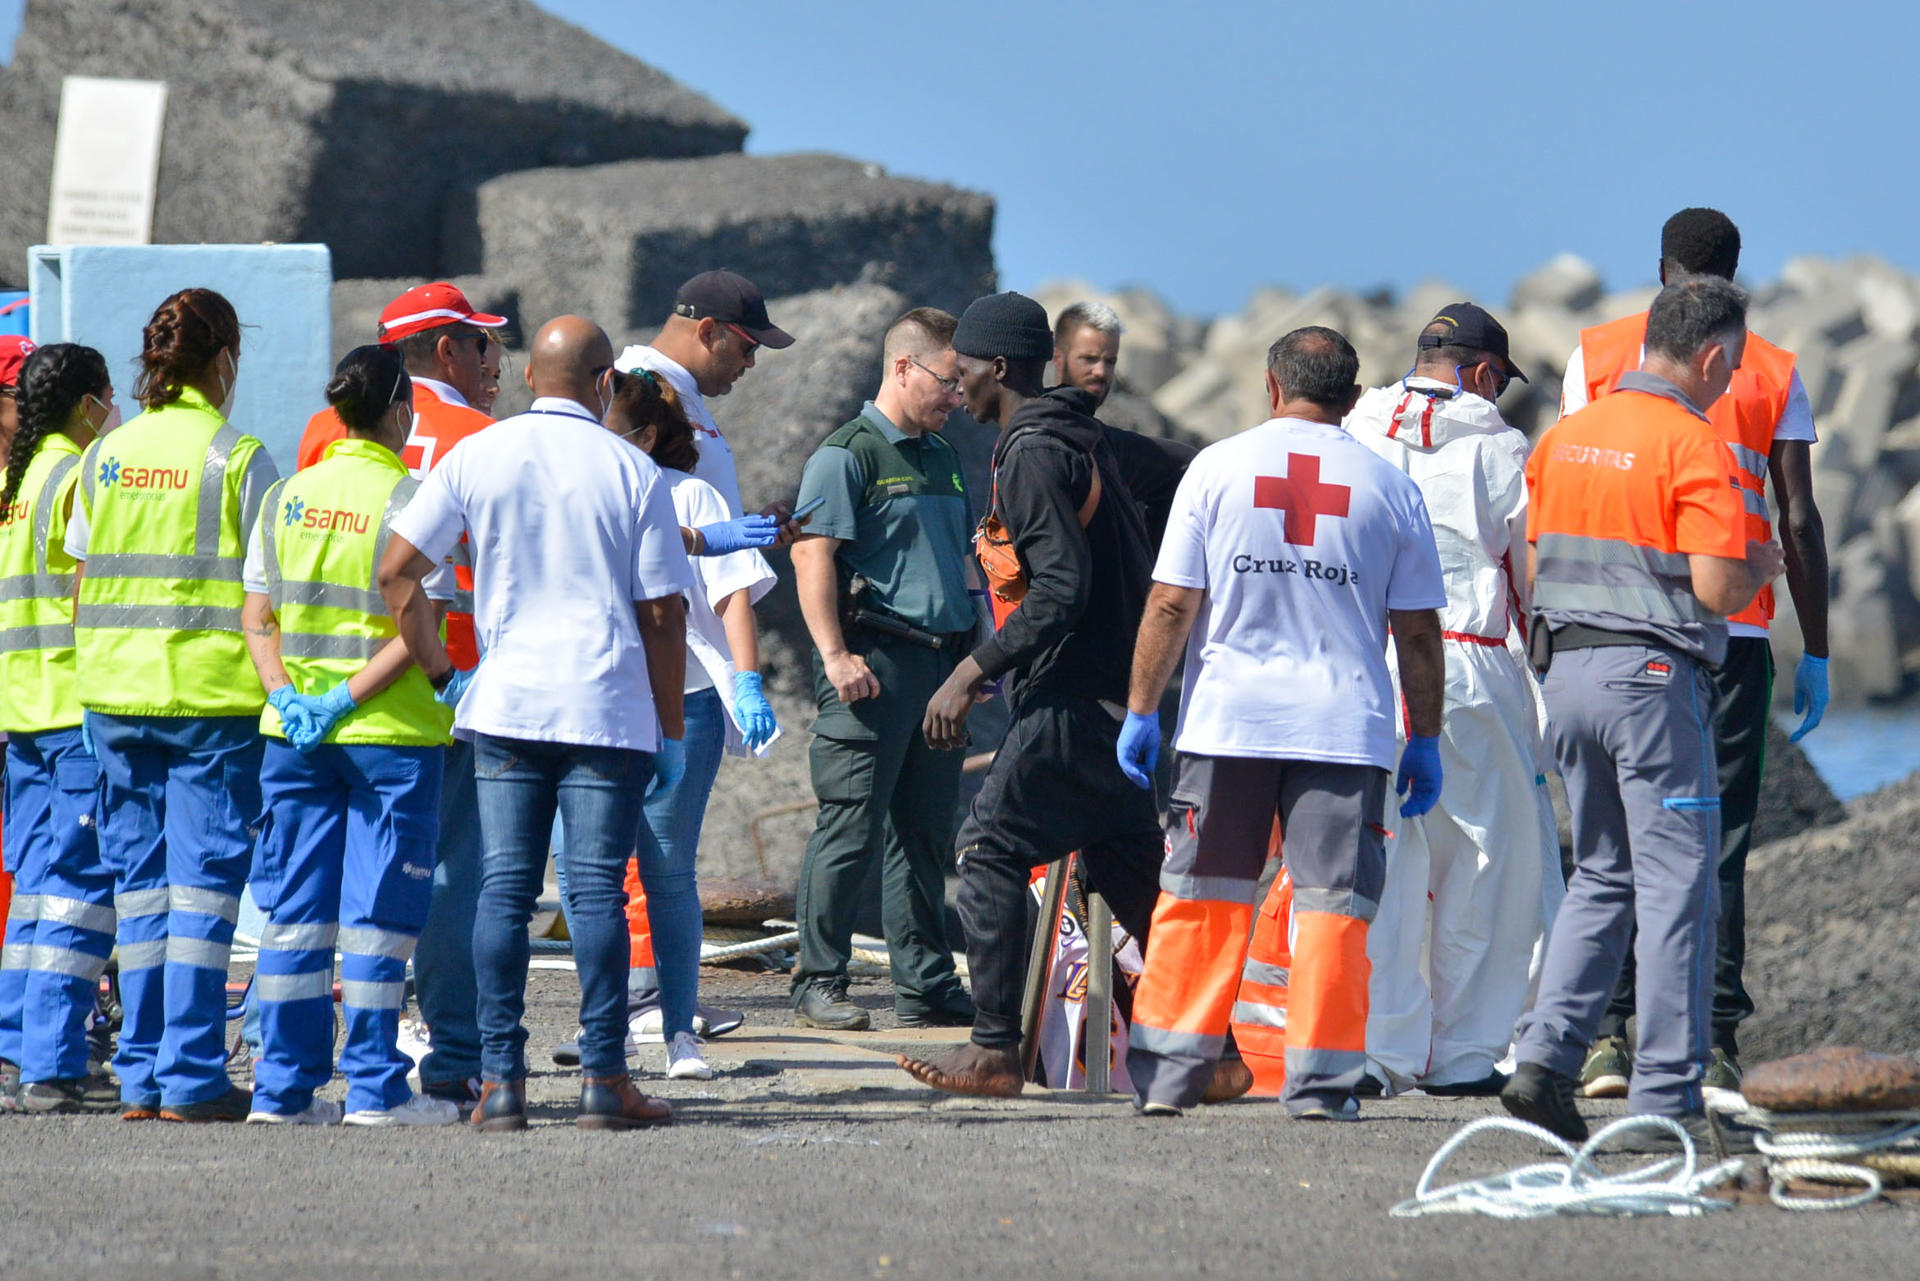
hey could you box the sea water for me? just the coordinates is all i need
[1786,705,1920,801]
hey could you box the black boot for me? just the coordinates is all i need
[795,980,869,1031]
[1500,1061,1588,1142]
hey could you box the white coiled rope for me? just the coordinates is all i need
[1391,1115,1745,1219]
[1709,1096,1920,1212]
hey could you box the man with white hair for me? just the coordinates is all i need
[1053,300,1195,547]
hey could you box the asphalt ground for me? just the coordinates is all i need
[4,966,1916,1281]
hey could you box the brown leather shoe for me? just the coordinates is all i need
[471,1078,527,1132]
[577,1073,673,1131]
[1202,1055,1256,1104]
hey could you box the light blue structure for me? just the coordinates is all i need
[28,244,331,473]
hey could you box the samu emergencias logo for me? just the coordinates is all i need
[97,457,187,490]
[284,495,369,534]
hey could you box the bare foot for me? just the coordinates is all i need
[1201,1056,1255,1104]
[896,1043,1024,1097]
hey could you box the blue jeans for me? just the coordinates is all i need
[90,713,262,1108]
[558,687,722,1039]
[414,737,482,1090]
[473,734,651,1081]
[250,741,442,1116]
[1,729,111,1082]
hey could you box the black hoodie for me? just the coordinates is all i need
[970,386,1155,704]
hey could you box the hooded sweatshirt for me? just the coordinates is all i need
[970,386,1154,703]
[1344,377,1531,641]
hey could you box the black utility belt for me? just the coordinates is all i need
[848,608,970,652]
[1530,620,1682,676]
[1551,624,1673,652]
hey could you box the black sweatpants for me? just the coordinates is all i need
[1598,635,1772,1054]
[951,689,1164,1047]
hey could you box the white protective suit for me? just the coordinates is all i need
[1345,376,1563,1091]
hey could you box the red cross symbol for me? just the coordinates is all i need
[1254,452,1351,545]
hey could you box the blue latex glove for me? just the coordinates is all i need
[697,514,779,556]
[1396,734,1443,818]
[650,736,686,795]
[1790,654,1829,743]
[436,664,478,710]
[268,685,322,752]
[292,681,357,752]
[1116,710,1160,791]
[732,670,778,751]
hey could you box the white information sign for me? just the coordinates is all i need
[46,76,168,246]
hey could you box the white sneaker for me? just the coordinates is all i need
[629,1008,665,1045]
[396,1017,433,1067]
[666,1031,715,1081]
[343,1094,461,1127]
[247,1097,343,1125]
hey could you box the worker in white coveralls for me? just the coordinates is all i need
[1345,303,1562,1096]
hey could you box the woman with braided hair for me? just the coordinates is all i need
[0,343,120,1114]
[66,287,281,1122]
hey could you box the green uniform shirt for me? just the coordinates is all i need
[796,403,974,634]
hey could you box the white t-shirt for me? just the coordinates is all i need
[388,397,694,751]
[617,345,744,517]
[1156,417,1448,769]
[666,470,777,754]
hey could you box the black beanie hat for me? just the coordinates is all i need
[953,292,1054,361]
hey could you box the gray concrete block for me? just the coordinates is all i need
[0,0,745,283]
[1508,252,1603,313]
[448,152,995,334]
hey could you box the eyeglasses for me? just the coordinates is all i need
[909,357,960,393]
[723,323,761,356]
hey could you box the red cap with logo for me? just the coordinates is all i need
[0,335,36,387]
[376,283,507,344]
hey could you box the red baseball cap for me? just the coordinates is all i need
[0,335,36,387]
[376,282,507,344]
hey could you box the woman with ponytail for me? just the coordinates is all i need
[237,345,460,1127]
[0,344,120,1113]
[66,287,281,1122]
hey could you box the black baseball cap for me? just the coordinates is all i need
[1417,302,1527,383]
[672,270,795,349]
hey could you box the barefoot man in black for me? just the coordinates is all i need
[897,292,1235,1098]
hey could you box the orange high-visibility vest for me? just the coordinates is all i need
[1579,312,1796,629]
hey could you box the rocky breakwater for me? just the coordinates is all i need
[1036,253,1920,705]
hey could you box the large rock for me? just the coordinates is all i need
[446,152,995,334]
[1742,771,1920,1061]
[0,0,744,284]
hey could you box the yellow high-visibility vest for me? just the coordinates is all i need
[0,433,84,733]
[256,436,451,747]
[73,388,269,717]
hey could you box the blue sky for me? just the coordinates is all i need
[5,2,1913,317]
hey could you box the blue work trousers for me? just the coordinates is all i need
[0,729,111,1081]
[414,736,482,1091]
[558,686,722,1039]
[473,734,650,1081]
[90,713,262,1109]
[250,740,443,1116]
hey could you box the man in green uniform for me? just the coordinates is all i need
[789,308,980,1030]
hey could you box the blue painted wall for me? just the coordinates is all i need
[28,244,331,474]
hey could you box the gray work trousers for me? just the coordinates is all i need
[1515,644,1721,1116]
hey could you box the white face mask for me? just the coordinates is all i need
[86,394,122,436]
[215,348,238,417]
